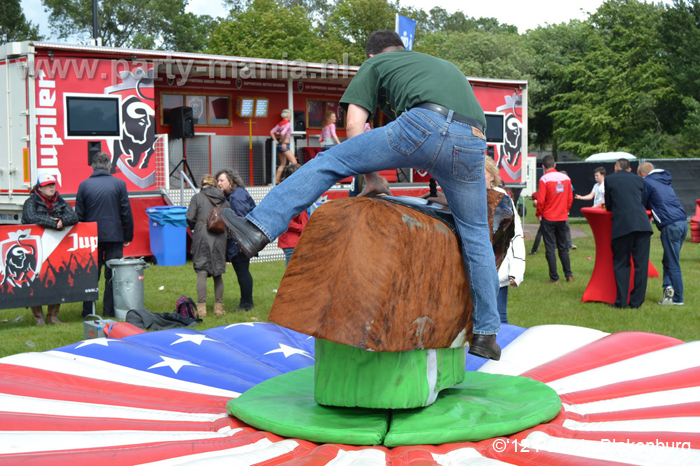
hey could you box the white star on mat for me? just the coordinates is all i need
[75,338,120,349]
[264,343,313,359]
[147,356,200,374]
[170,333,217,346]
[224,322,256,329]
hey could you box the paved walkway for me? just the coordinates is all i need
[522,223,589,240]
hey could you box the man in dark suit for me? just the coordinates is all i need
[75,152,134,318]
[604,158,653,308]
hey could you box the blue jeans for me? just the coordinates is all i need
[248,108,500,335]
[661,220,687,303]
[497,286,509,324]
[282,247,294,266]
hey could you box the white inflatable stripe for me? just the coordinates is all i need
[565,386,700,415]
[525,431,699,466]
[563,417,700,433]
[1,428,243,455]
[479,325,608,376]
[432,447,507,465]
[328,448,387,466]
[548,341,700,395]
[426,349,439,406]
[0,351,240,398]
[0,392,228,422]
[137,439,300,466]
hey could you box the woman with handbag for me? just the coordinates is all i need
[22,173,79,325]
[216,169,256,311]
[186,174,230,318]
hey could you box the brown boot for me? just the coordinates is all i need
[196,302,207,318]
[46,304,67,325]
[213,302,225,316]
[31,306,46,326]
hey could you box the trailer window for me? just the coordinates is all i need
[161,93,231,127]
[306,100,345,130]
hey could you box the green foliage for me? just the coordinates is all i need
[209,0,332,61]
[1,0,42,44]
[40,0,215,51]
[414,30,532,80]
[542,0,678,158]
[323,0,396,64]
[0,260,287,358]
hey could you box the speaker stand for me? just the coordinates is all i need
[169,139,197,188]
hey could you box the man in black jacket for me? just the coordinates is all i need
[604,158,653,308]
[638,162,687,305]
[75,152,134,318]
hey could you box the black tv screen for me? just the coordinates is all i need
[66,96,121,137]
[485,113,504,143]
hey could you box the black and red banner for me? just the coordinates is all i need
[0,222,99,309]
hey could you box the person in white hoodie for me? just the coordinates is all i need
[484,157,525,324]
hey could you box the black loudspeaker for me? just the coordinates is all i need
[293,111,306,131]
[87,141,101,166]
[170,106,195,139]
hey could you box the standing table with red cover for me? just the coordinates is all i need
[580,207,659,304]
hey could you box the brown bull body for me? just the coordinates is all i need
[269,191,509,353]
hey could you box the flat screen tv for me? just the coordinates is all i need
[65,96,121,137]
[484,113,504,144]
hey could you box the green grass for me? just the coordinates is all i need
[1,201,699,357]
[0,261,286,358]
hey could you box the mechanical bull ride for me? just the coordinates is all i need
[228,192,562,446]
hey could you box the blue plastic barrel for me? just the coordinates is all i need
[146,206,187,266]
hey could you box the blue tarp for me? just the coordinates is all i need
[146,206,188,227]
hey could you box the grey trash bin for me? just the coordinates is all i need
[106,257,150,320]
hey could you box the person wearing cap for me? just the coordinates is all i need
[221,30,502,361]
[75,152,134,318]
[22,173,79,325]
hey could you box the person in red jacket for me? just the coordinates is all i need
[277,164,309,266]
[536,155,574,283]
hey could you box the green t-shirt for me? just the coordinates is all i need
[340,49,486,127]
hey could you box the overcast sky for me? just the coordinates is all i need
[21,0,673,41]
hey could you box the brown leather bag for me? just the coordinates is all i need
[206,205,225,233]
[197,193,226,234]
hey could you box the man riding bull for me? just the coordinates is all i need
[222,30,502,360]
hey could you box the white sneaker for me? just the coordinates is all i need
[672,302,685,306]
[658,287,675,305]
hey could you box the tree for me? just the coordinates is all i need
[41,0,213,51]
[1,0,42,44]
[548,0,677,158]
[323,0,396,64]
[526,21,592,153]
[414,29,533,80]
[655,0,700,157]
[208,0,326,61]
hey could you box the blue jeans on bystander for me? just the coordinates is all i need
[661,220,687,303]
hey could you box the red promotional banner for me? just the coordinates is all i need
[0,222,99,310]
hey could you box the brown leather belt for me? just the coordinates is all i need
[413,102,485,133]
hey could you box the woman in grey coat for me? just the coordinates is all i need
[186,174,230,318]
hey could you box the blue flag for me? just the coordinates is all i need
[395,14,416,51]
